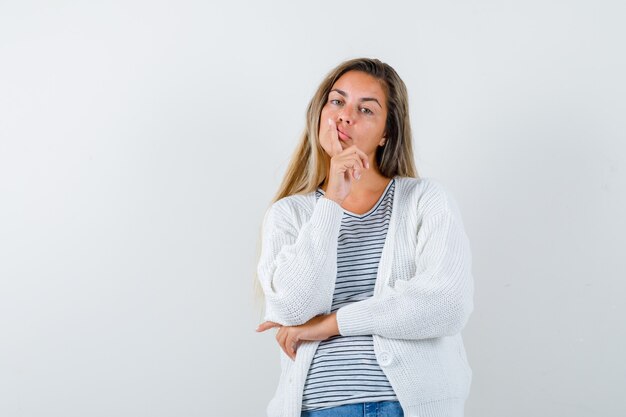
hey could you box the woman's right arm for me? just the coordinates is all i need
[257,196,344,326]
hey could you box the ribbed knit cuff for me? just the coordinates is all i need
[336,298,376,336]
[310,196,344,232]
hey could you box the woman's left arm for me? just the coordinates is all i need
[335,201,474,340]
[256,313,340,360]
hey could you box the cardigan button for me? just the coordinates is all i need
[378,350,393,366]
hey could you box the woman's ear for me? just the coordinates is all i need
[378,126,388,146]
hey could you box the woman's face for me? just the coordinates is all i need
[319,70,388,158]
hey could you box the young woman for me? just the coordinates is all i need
[255,58,474,417]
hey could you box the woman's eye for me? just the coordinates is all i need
[330,99,342,105]
[360,107,373,115]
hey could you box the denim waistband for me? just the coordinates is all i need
[301,400,403,417]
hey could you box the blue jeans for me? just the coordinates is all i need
[301,401,404,417]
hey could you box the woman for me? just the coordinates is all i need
[255,58,474,417]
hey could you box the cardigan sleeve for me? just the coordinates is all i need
[257,196,344,326]
[335,188,474,340]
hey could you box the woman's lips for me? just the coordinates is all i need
[337,129,351,141]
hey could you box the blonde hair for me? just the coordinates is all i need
[253,57,419,316]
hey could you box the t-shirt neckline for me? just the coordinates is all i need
[317,177,395,218]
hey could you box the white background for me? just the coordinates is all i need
[1,1,624,416]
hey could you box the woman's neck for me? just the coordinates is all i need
[320,168,391,197]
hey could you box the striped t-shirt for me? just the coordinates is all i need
[300,178,397,412]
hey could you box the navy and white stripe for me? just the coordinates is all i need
[301,178,397,412]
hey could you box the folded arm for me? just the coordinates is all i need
[336,193,474,340]
[257,197,344,326]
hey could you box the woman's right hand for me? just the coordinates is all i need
[320,118,370,204]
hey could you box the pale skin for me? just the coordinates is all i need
[256,70,392,361]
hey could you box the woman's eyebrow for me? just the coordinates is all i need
[330,88,382,109]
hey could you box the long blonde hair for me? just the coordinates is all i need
[253,57,419,315]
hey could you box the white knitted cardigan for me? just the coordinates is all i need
[257,176,474,417]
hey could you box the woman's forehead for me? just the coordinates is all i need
[331,71,387,101]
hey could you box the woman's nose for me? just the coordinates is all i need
[338,108,354,124]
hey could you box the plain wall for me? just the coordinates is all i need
[1,1,624,416]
